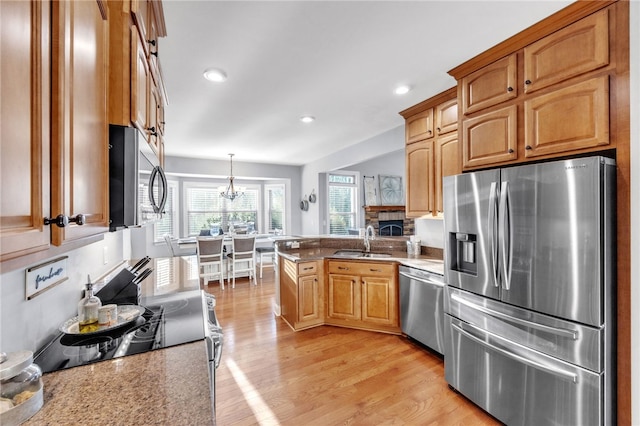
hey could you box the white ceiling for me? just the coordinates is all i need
[160,0,574,166]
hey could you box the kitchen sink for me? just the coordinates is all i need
[332,250,392,259]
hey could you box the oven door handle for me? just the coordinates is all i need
[452,322,578,384]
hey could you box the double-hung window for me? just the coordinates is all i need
[265,184,285,234]
[327,172,358,235]
[153,181,179,242]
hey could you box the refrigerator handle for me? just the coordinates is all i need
[488,182,499,287]
[498,181,512,290]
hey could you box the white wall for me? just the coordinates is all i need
[301,126,405,235]
[629,1,639,423]
[0,230,130,353]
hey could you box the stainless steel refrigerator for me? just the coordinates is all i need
[443,156,616,425]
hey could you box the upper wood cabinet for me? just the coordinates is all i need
[400,87,459,218]
[1,0,109,261]
[50,0,110,245]
[451,4,618,170]
[523,9,609,94]
[405,109,434,144]
[461,55,517,115]
[0,0,51,260]
[109,0,167,157]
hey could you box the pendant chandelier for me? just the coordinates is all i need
[219,153,244,201]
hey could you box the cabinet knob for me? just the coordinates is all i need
[525,145,532,150]
[147,126,158,137]
[508,148,514,153]
[427,130,432,134]
[44,214,85,228]
[507,86,514,92]
[436,127,441,133]
[147,39,156,46]
[150,51,158,57]
[525,79,532,85]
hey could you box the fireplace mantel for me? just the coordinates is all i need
[364,205,405,213]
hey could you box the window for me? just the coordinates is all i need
[327,172,358,235]
[184,182,259,236]
[153,181,178,242]
[265,184,285,234]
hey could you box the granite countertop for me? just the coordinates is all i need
[25,341,212,425]
[277,246,444,275]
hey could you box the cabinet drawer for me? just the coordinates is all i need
[328,261,394,277]
[298,261,317,276]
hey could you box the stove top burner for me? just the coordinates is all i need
[34,291,206,374]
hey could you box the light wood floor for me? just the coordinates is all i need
[202,269,500,426]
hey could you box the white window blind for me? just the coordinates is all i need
[154,181,178,242]
[328,173,358,235]
[265,184,285,233]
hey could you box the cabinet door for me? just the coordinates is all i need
[462,105,517,169]
[406,109,434,144]
[435,133,460,215]
[298,274,321,323]
[148,81,161,154]
[461,54,517,115]
[361,275,397,327]
[405,140,434,217]
[523,9,609,94]
[524,76,609,158]
[50,0,109,245]
[327,273,361,321]
[435,98,458,135]
[0,0,51,260]
[131,0,150,52]
[131,27,150,140]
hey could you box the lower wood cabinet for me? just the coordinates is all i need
[326,260,400,334]
[280,259,323,330]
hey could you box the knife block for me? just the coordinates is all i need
[96,269,140,306]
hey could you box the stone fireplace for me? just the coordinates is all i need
[364,206,414,237]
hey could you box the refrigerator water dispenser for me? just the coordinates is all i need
[449,233,477,275]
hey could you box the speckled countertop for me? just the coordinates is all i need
[24,341,212,425]
[275,237,444,275]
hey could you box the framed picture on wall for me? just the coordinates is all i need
[363,176,378,206]
[378,175,403,205]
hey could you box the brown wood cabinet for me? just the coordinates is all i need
[455,7,614,170]
[0,0,52,260]
[326,260,399,333]
[109,0,167,158]
[400,87,459,218]
[280,259,323,330]
[50,0,110,246]
[0,0,109,261]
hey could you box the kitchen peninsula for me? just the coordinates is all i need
[275,236,443,333]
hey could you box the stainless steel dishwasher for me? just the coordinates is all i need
[399,265,445,355]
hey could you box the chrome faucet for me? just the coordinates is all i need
[364,225,375,252]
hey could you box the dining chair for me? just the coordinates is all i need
[255,245,275,278]
[226,235,256,288]
[197,236,226,289]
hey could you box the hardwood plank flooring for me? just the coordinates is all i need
[202,270,500,426]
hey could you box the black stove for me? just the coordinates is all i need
[34,258,208,374]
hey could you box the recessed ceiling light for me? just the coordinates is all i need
[203,68,227,83]
[300,115,315,123]
[394,85,411,95]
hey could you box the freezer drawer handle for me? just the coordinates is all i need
[399,271,445,287]
[451,293,578,341]
[452,323,578,384]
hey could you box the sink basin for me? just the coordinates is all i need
[332,250,392,259]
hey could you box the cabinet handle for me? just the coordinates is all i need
[507,86,514,92]
[150,51,158,57]
[147,126,158,137]
[44,214,85,228]
[302,266,313,271]
[369,269,382,272]
[508,148,514,153]
[338,266,350,271]
[525,79,532,85]
[525,145,532,150]
[147,39,156,46]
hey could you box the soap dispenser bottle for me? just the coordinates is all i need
[77,275,101,333]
